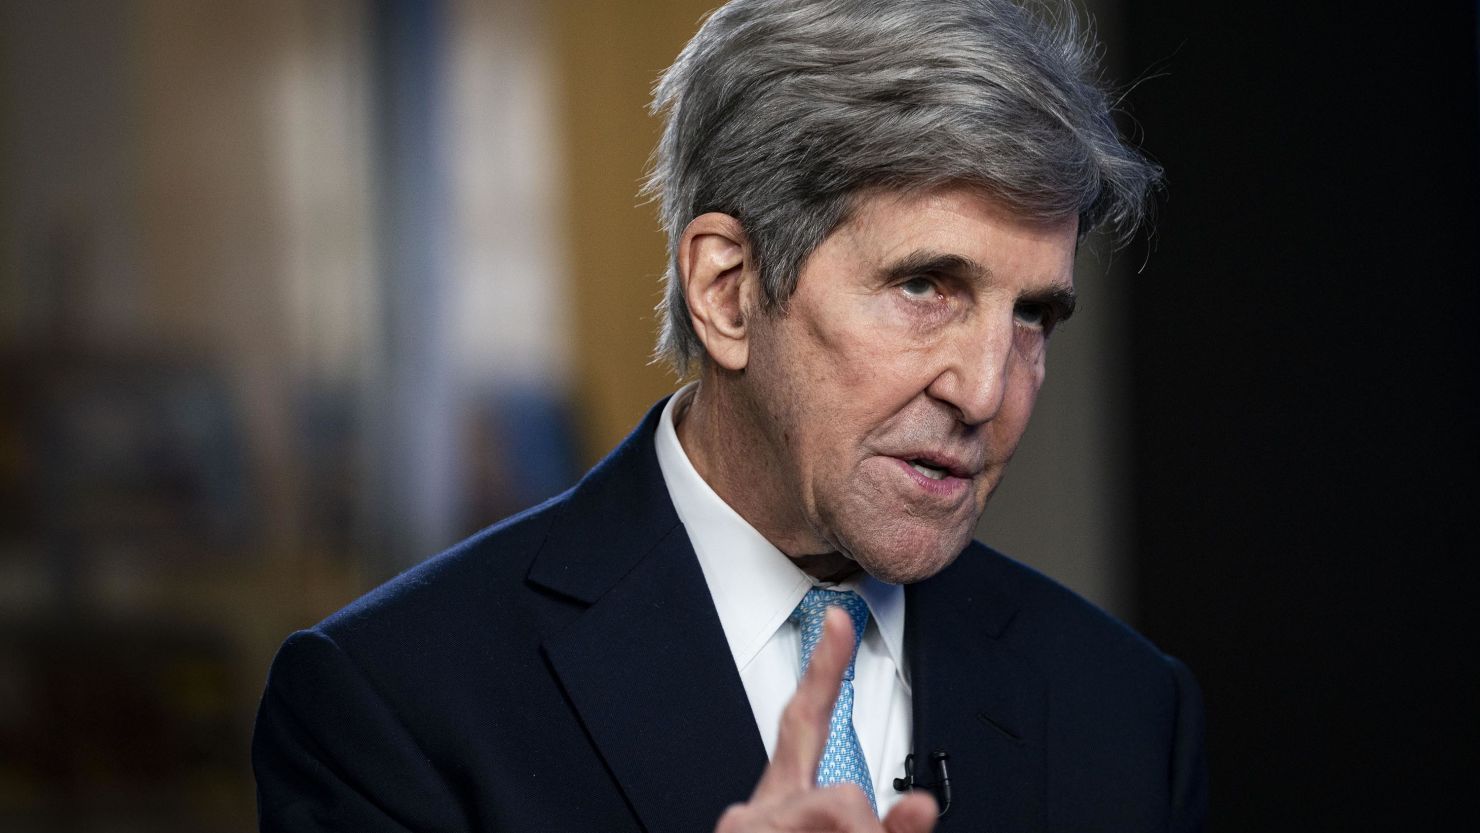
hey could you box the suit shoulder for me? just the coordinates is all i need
[314,489,571,648]
[964,541,1182,678]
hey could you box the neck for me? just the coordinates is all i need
[675,375,857,582]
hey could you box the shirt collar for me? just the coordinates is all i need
[654,384,908,686]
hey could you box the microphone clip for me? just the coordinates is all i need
[891,751,952,817]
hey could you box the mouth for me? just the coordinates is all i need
[888,454,976,498]
[901,453,974,480]
[909,459,951,480]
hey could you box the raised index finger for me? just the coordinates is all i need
[752,605,854,800]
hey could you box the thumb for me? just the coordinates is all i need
[882,792,938,833]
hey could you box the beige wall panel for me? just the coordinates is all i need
[550,0,715,462]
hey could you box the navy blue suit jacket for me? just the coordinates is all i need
[252,400,1207,832]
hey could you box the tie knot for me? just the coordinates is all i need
[790,588,869,676]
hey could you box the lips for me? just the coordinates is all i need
[910,460,949,480]
[899,452,975,480]
[882,449,979,502]
[888,456,972,501]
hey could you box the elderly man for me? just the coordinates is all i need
[252,1,1207,831]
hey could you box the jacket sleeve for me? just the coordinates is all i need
[251,629,470,833]
[1167,655,1209,833]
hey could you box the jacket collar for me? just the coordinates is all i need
[526,398,683,604]
[530,399,770,833]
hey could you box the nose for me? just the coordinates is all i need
[925,310,1020,426]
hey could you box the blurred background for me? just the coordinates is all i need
[0,1,1474,831]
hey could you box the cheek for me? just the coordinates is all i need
[797,312,877,383]
[790,317,911,419]
[1002,352,1046,430]
[829,318,943,404]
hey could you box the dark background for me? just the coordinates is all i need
[1124,2,1479,829]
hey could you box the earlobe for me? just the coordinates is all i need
[679,213,755,372]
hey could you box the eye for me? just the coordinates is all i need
[899,277,938,300]
[1013,302,1050,329]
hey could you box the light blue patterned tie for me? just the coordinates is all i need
[791,587,876,812]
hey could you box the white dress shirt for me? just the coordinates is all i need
[654,385,913,816]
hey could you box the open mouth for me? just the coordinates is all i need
[909,459,950,481]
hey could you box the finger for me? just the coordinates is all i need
[752,606,854,800]
[776,783,882,831]
[882,792,938,833]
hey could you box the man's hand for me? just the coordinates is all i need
[714,608,938,832]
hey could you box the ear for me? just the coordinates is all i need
[678,212,759,371]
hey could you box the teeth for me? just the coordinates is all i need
[911,461,947,480]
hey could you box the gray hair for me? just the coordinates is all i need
[646,0,1161,375]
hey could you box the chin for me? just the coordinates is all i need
[843,522,975,585]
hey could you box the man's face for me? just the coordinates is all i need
[739,184,1078,584]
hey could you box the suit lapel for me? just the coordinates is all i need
[907,544,1048,831]
[530,400,769,833]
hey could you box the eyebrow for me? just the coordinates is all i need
[879,249,1079,322]
[879,251,987,286]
